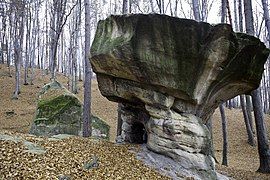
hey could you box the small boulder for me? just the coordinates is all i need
[29,81,82,136]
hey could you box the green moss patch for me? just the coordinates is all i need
[91,115,110,140]
[35,94,81,125]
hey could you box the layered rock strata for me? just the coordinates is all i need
[90,14,269,179]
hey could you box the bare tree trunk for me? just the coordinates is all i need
[240,95,255,145]
[244,0,270,173]
[221,0,227,23]
[234,0,239,31]
[261,0,270,41]
[192,0,201,21]
[30,3,37,85]
[238,0,243,32]
[238,0,255,135]
[122,0,128,14]
[246,95,255,133]
[244,0,254,34]
[82,0,92,137]
[49,0,75,80]
[150,0,155,13]
[12,2,25,99]
[24,6,31,85]
[226,0,233,25]
[251,89,270,173]
[219,104,228,166]
[13,38,21,99]
[7,6,13,77]
[174,0,178,17]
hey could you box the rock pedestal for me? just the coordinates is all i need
[90,14,269,179]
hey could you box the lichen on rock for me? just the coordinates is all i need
[91,14,269,179]
[30,81,110,139]
[30,81,83,136]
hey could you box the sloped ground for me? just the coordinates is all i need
[0,130,168,179]
[1,64,270,179]
[0,64,117,141]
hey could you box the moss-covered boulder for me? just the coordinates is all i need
[30,81,110,139]
[91,14,269,179]
[29,81,83,136]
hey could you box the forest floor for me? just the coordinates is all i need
[1,64,270,179]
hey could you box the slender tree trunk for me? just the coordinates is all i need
[240,95,255,145]
[82,0,92,137]
[192,0,201,21]
[225,0,233,25]
[174,0,178,17]
[246,95,255,133]
[219,104,228,166]
[122,0,128,14]
[221,0,227,23]
[30,9,37,85]
[261,0,270,41]
[7,10,13,77]
[244,0,255,34]
[251,89,270,173]
[238,0,255,135]
[13,7,25,99]
[234,0,239,31]
[244,0,270,173]
[150,0,155,13]
[238,0,243,32]
[13,38,21,99]
[24,7,30,85]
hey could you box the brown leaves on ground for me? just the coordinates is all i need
[0,130,169,179]
[1,64,270,179]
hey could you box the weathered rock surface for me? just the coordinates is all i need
[136,145,230,180]
[0,134,46,155]
[91,14,269,179]
[30,81,83,136]
[91,115,110,140]
[29,81,110,139]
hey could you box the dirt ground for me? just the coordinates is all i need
[1,64,270,179]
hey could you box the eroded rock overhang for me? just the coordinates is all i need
[90,14,269,179]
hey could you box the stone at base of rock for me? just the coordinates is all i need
[136,145,229,180]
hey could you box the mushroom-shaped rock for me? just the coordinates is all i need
[90,14,269,179]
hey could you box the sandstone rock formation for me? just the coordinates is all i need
[30,81,83,136]
[30,81,110,139]
[90,14,269,179]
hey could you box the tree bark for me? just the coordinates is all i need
[221,0,227,23]
[233,0,239,31]
[252,89,270,173]
[246,95,255,133]
[240,95,255,146]
[82,0,92,137]
[238,0,243,32]
[12,2,25,99]
[261,0,270,42]
[219,104,228,166]
[244,0,270,173]
[192,0,201,21]
[122,0,128,14]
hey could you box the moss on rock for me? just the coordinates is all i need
[30,81,83,136]
[30,81,110,139]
